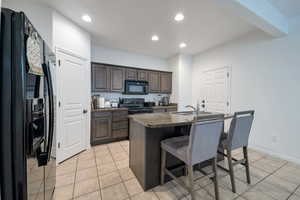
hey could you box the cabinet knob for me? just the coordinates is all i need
[83,109,88,114]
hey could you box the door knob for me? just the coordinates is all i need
[83,109,88,114]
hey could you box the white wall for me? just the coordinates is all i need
[52,12,92,151]
[192,16,300,164]
[53,12,91,59]
[168,55,193,111]
[2,0,53,46]
[178,55,193,111]
[92,45,169,71]
[168,56,180,104]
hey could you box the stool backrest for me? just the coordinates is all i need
[227,110,254,150]
[188,119,224,165]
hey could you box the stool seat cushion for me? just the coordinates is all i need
[161,136,189,163]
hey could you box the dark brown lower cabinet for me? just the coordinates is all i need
[166,108,177,112]
[91,109,128,145]
[112,129,128,138]
[112,110,128,139]
[153,108,165,113]
[91,112,112,145]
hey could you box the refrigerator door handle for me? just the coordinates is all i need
[42,63,54,164]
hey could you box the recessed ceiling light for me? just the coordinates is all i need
[174,13,184,22]
[82,14,92,23]
[151,35,159,41]
[179,42,187,48]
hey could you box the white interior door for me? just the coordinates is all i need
[56,50,87,163]
[199,67,231,114]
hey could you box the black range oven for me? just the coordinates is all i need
[124,80,149,95]
[119,98,153,114]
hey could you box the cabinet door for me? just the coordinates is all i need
[148,71,160,93]
[160,72,172,93]
[126,69,137,80]
[92,64,110,92]
[137,70,148,81]
[91,116,112,145]
[111,67,125,92]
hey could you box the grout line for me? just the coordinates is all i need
[62,143,299,200]
[71,156,79,200]
[233,160,289,200]
[180,153,287,200]
[107,142,132,200]
[286,184,300,200]
[93,146,104,200]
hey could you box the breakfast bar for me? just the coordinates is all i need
[129,112,227,190]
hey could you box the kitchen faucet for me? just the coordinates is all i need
[185,101,200,114]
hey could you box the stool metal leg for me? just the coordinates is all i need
[227,149,236,193]
[160,149,166,185]
[188,165,195,200]
[185,165,188,176]
[212,157,220,200]
[243,146,251,184]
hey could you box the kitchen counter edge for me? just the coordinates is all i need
[92,107,129,112]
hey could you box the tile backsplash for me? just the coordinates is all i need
[92,92,169,104]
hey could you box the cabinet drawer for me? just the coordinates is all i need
[153,108,166,113]
[113,110,128,116]
[112,129,128,138]
[92,111,112,118]
[166,108,177,112]
[112,120,128,130]
[112,111,128,121]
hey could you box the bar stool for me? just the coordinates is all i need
[160,119,224,200]
[218,110,254,193]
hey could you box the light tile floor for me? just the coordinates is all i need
[55,140,300,200]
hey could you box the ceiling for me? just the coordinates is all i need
[39,0,260,58]
[267,0,300,18]
[23,0,300,58]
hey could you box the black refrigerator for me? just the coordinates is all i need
[0,8,56,200]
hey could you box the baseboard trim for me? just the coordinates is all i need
[249,143,300,165]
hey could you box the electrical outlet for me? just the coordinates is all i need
[272,136,277,143]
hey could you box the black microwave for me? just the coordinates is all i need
[124,80,149,95]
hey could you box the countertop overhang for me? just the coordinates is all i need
[129,112,231,128]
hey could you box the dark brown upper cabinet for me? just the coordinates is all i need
[125,69,138,80]
[160,72,172,94]
[91,62,172,94]
[137,70,148,81]
[148,71,161,93]
[111,67,125,92]
[92,63,111,92]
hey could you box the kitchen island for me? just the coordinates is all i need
[129,112,226,190]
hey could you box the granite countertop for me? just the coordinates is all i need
[92,107,128,112]
[129,112,233,128]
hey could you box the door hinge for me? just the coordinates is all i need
[58,142,61,149]
[58,60,61,66]
[58,101,61,107]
